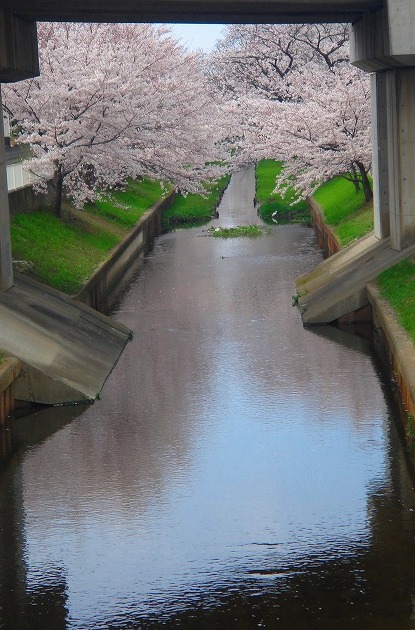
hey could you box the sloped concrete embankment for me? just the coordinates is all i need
[296,232,415,325]
[300,198,415,416]
[0,275,132,405]
[0,194,175,408]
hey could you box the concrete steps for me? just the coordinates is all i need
[0,274,131,404]
[297,232,415,325]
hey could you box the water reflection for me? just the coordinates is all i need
[1,169,415,629]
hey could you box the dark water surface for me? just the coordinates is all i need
[2,167,415,629]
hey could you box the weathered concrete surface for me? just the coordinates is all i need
[5,1,381,25]
[77,192,175,312]
[0,357,20,421]
[0,357,20,394]
[386,68,415,251]
[0,9,38,82]
[297,233,415,324]
[371,72,391,240]
[351,1,415,71]
[307,196,342,257]
[0,88,13,293]
[0,275,131,404]
[367,282,415,415]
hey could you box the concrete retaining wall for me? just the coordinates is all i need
[8,186,49,217]
[76,192,175,313]
[308,196,415,419]
[308,197,341,257]
[368,284,415,417]
[0,357,20,422]
[0,190,174,415]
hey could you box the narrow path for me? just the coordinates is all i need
[216,164,257,226]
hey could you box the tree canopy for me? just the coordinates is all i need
[210,23,372,202]
[3,23,226,215]
[3,22,373,216]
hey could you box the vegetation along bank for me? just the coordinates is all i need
[9,176,229,296]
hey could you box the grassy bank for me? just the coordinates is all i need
[255,160,309,224]
[11,178,165,294]
[378,257,415,345]
[86,179,167,229]
[11,173,228,294]
[11,212,119,293]
[313,176,374,247]
[161,175,230,230]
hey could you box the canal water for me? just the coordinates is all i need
[1,166,415,629]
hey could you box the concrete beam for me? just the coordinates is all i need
[0,89,13,293]
[351,1,415,71]
[385,0,415,66]
[297,233,415,325]
[0,275,132,405]
[351,2,415,250]
[0,9,39,83]
[0,12,38,293]
[5,0,382,24]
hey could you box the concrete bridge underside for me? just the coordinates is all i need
[1,0,383,24]
[0,0,414,402]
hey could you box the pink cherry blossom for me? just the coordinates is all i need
[3,23,226,216]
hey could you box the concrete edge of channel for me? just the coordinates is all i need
[0,357,21,421]
[0,191,175,416]
[307,196,415,419]
[367,282,415,416]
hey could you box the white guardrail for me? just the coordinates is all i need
[6,162,33,192]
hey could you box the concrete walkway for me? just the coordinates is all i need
[0,275,131,404]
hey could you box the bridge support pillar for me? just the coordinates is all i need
[351,1,415,251]
[371,69,415,251]
[385,69,415,251]
[0,87,13,292]
[371,72,390,241]
[0,9,38,292]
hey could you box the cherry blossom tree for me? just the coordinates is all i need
[267,63,372,202]
[210,23,372,201]
[3,23,225,217]
[210,23,349,100]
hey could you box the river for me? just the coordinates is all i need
[1,165,415,629]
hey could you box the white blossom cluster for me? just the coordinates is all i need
[3,23,228,215]
[209,24,372,202]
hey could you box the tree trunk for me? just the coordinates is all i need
[350,175,361,193]
[342,174,360,193]
[51,167,63,218]
[356,161,373,203]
